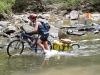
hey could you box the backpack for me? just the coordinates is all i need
[40,21,50,31]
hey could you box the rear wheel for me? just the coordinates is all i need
[7,40,24,56]
[48,40,52,50]
[72,44,80,50]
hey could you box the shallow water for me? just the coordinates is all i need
[0,17,100,75]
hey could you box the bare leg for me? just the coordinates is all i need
[43,41,50,50]
[37,39,45,51]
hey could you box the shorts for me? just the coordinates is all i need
[40,33,49,41]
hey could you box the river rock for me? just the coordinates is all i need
[38,13,50,20]
[22,24,34,32]
[91,14,100,21]
[69,10,79,20]
[0,21,8,28]
[22,15,30,23]
[3,25,16,35]
[54,18,63,24]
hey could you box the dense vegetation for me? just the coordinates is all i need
[0,0,15,14]
[45,0,100,4]
[0,0,100,14]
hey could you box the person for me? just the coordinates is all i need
[27,14,50,53]
[84,11,92,25]
[84,17,87,25]
[86,12,92,19]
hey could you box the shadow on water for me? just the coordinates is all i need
[0,17,100,75]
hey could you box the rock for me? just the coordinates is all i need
[0,26,3,35]
[22,15,30,23]
[69,10,79,20]
[91,14,100,21]
[3,25,16,35]
[37,18,48,23]
[38,13,50,20]
[0,21,8,28]
[22,24,34,32]
[54,18,63,24]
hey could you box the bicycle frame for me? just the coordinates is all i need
[7,30,52,56]
[20,31,41,52]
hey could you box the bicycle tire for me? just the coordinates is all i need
[47,40,52,50]
[72,44,80,50]
[7,39,24,56]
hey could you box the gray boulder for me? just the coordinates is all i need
[69,10,79,20]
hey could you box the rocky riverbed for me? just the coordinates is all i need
[0,11,100,50]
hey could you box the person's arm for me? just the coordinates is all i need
[29,22,40,34]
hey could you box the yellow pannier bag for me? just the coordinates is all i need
[53,40,72,51]
[53,40,61,50]
[60,43,72,51]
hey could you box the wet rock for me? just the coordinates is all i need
[3,25,16,35]
[54,18,63,24]
[91,14,100,21]
[38,13,50,20]
[22,15,30,23]
[0,21,8,28]
[69,10,79,20]
[22,24,34,32]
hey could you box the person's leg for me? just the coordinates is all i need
[37,39,45,51]
[37,34,50,52]
[43,41,50,50]
[43,34,50,50]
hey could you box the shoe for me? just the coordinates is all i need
[43,52,46,55]
[43,50,49,55]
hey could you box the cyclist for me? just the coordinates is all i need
[27,14,50,53]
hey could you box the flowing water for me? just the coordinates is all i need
[0,17,100,75]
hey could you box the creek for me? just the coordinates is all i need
[0,16,100,75]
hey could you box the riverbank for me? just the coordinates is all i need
[1,0,100,21]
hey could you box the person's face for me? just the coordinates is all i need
[30,18,35,22]
[28,17,36,23]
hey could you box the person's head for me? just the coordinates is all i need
[28,14,37,22]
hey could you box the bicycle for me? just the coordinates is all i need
[7,30,52,56]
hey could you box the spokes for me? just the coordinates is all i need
[7,40,24,56]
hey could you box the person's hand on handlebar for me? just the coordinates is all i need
[25,31,30,35]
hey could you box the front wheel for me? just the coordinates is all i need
[7,40,24,56]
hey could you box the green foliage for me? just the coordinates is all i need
[0,0,15,14]
[70,0,80,4]
[45,0,69,4]
[5,3,12,14]
[91,0,100,4]
[15,0,27,4]
[45,0,100,5]
[0,1,5,13]
[45,0,80,4]
[45,0,81,6]
[0,0,100,14]
[8,0,15,3]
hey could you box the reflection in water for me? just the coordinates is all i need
[39,57,49,69]
[0,40,100,75]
